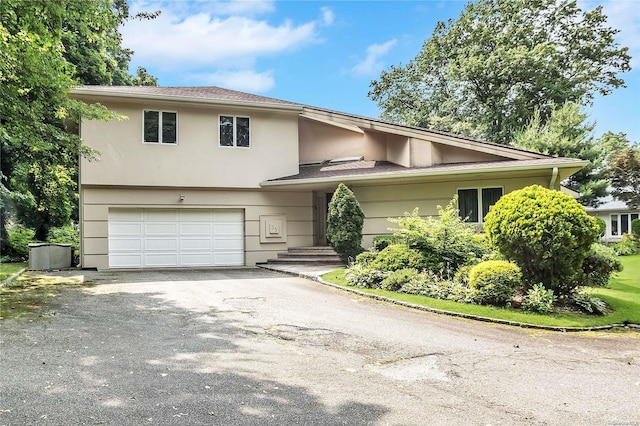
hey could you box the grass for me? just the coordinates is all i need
[321,254,640,328]
[0,271,87,320]
[0,262,28,282]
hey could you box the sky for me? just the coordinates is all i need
[121,0,640,143]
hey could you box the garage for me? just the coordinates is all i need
[108,209,244,268]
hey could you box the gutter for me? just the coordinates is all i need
[549,167,559,189]
[260,161,588,188]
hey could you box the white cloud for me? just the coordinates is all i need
[122,1,333,90]
[190,70,275,92]
[350,39,398,76]
[320,7,335,26]
[599,0,640,67]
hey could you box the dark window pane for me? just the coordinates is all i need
[458,189,478,222]
[220,116,234,146]
[482,187,503,219]
[162,112,177,143]
[621,214,629,234]
[631,213,639,221]
[236,117,250,147]
[144,110,159,143]
[611,215,619,236]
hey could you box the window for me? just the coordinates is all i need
[458,187,503,223]
[144,110,177,144]
[220,115,250,147]
[611,213,639,236]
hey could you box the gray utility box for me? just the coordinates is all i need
[28,243,73,270]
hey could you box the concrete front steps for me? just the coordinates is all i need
[262,246,344,265]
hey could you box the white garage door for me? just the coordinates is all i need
[108,209,244,268]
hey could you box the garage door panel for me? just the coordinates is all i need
[181,223,212,235]
[110,239,143,251]
[145,238,179,251]
[109,208,244,268]
[145,210,179,221]
[109,223,142,236]
[144,253,179,267]
[110,254,143,268]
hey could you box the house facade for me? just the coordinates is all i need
[587,197,640,241]
[71,86,586,270]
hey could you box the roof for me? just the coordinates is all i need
[586,195,635,212]
[71,86,302,110]
[262,157,587,187]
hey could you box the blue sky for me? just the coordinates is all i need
[122,0,640,143]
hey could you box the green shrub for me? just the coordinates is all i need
[387,200,487,277]
[354,250,378,266]
[372,235,398,251]
[6,224,36,259]
[484,185,599,296]
[399,271,476,303]
[522,283,556,314]
[468,260,522,306]
[327,183,365,263]
[632,218,640,238]
[611,234,638,256]
[47,223,80,248]
[344,263,387,288]
[453,264,473,286]
[570,292,608,315]
[575,243,623,287]
[380,268,420,291]
[368,244,425,272]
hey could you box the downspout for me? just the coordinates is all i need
[549,167,559,190]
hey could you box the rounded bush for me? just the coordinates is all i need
[7,224,36,258]
[594,217,606,238]
[577,243,623,287]
[468,260,522,306]
[369,244,425,272]
[354,250,378,266]
[484,185,599,296]
[632,218,640,238]
[327,183,365,263]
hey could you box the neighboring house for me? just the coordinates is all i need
[587,197,640,241]
[70,86,587,270]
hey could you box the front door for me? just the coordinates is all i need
[313,191,333,246]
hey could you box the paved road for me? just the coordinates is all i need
[1,269,639,425]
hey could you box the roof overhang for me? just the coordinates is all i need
[260,159,588,191]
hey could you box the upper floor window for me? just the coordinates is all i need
[144,110,177,144]
[220,115,250,148]
[458,187,503,223]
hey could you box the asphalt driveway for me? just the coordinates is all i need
[1,268,638,425]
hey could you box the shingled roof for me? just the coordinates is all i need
[73,86,301,107]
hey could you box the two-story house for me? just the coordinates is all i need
[71,86,586,270]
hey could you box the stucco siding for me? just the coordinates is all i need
[298,118,364,163]
[80,101,299,188]
[80,186,313,269]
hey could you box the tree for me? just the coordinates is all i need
[513,102,611,207]
[608,146,640,209]
[369,0,630,144]
[484,185,600,296]
[327,183,365,263]
[0,0,156,246]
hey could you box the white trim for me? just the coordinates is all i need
[143,109,178,145]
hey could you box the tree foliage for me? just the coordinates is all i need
[369,0,630,144]
[607,145,640,210]
[513,102,617,207]
[0,0,157,246]
[327,183,365,263]
[484,185,599,296]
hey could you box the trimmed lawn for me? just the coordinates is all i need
[321,254,640,328]
[0,262,27,282]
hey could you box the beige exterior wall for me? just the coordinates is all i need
[80,100,300,188]
[298,118,364,163]
[349,175,551,247]
[80,186,313,269]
